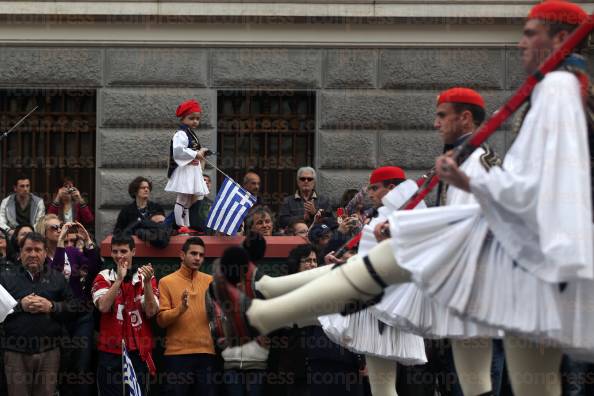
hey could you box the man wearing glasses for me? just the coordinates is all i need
[278,166,332,228]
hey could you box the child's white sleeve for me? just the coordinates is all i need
[172,130,199,167]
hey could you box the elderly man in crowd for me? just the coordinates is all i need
[242,171,263,206]
[0,232,80,396]
[278,167,332,228]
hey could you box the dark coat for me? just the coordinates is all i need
[114,201,164,234]
[0,264,81,353]
[50,246,100,303]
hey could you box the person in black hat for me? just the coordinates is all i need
[308,223,334,263]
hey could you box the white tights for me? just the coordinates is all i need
[366,356,398,396]
[174,193,193,227]
[504,336,562,396]
[247,240,410,335]
[451,338,493,395]
[246,240,563,396]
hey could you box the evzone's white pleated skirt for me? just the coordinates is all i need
[165,163,209,196]
[381,203,594,360]
[369,283,500,339]
[319,309,427,365]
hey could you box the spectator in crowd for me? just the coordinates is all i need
[47,176,94,229]
[92,234,158,396]
[131,209,172,249]
[0,229,11,269]
[189,174,215,232]
[203,174,213,192]
[0,174,45,233]
[221,243,270,396]
[285,217,309,240]
[308,223,333,261]
[339,189,359,210]
[305,246,365,396]
[243,171,262,205]
[150,212,166,224]
[222,338,269,396]
[338,188,371,224]
[7,224,33,263]
[0,232,80,396]
[157,237,216,396]
[34,214,63,261]
[278,167,332,228]
[245,206,274,237]
[51,221,100,396]
[114,176,164,234]
[266,244,319,396]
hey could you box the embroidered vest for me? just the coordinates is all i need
[167,126,201,178]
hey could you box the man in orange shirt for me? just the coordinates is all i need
[157,237,216,396]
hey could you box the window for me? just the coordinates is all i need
[217,91,315,211]
[0,89,96,215]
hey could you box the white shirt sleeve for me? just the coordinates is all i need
[172,130,199,167]
[470,71,593,282]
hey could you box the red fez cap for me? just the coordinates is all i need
[176,99,202,118]
[528,1,587,25]
[370,166,406,184]
[437,87,485,109]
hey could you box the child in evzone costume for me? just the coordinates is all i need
[213,2,594,396]
[165,99,210,232]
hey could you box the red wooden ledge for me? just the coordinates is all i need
[101,235,307,258]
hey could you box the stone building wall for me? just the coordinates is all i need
[0,44,571,237]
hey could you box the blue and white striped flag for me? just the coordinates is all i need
[122,341,143,396]
[207,177,256,235]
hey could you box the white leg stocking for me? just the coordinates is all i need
[247,240,411,335]
[366,355,397,396]
[255,265,334,299]
[503,336,562,396]
[451,338,492,395]
[174,194,193,227]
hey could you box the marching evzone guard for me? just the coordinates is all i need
[364,88,503,396]
[241,90,502,396]
[213,1,594,395]
[165,99,210,231]
[320,167,428,396]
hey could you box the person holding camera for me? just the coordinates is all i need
[48,177,94,229]
[50,220,100,396]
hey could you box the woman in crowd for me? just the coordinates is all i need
[8,224,33,263]
[48,176,94,229]
[0,229,11,269]
[36,214,100,396]
[114,176,164,234]
[285,217,309,240]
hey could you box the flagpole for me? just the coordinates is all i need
[122,340,126,396]
[203,157,256,201]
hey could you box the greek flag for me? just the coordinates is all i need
[122,341,143,396]
[207,177,256,235]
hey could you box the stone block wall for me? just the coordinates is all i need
[0,45,551,238]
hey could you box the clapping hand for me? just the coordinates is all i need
[180,289,190,312]
[138,264,155,286]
